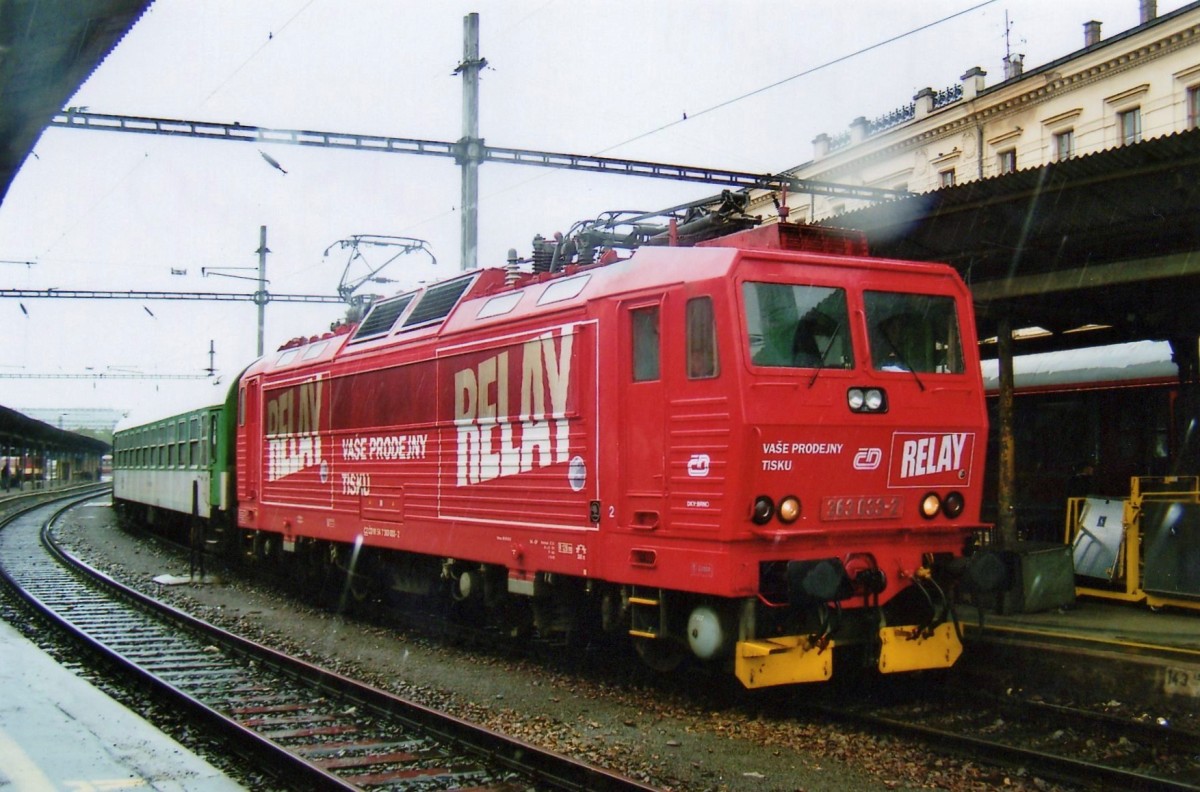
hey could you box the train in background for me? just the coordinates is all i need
[113,205,1001,688]
[980,341,1178,542]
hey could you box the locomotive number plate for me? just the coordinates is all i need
[821,496,902,521]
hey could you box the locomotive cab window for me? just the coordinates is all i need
[743,282,852,369]
[631,305,661,382]
[864,291,963,374]
[686,296,719,379]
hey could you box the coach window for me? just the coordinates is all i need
[631,305,660,382]
[686,297,719,379]
[177,420,187,468]
[190,416,201,466]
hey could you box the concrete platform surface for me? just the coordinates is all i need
[0,617,243,791]
[957,598,1200,713]
[961,598,1200,655]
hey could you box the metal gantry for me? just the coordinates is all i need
[0,288,342,303]
[47,111,907,204]
[0,372,210,379]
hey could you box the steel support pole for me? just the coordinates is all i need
[458,13,484,271]
[1168,336,1200,474]
[256,225,269,357]
[996,317,1018,546]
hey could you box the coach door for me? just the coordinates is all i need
[619,297,667,530]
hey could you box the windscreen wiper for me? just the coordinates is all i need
[879,327,925,392]
[807,322,842,389]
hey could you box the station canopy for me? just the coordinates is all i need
[825,128,1200,356]
[1,0,152,206]
[0,406,110,455]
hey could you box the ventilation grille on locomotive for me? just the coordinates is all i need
[401,274,476,330]
[351,294,414,342]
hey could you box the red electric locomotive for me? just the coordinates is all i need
[236,213,990,687]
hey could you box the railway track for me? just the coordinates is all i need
[795,676,1200,791]
[13,489,1199,791]
[0,491,654,792]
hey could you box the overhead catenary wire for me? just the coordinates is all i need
[409,0,1004,235]
[596,0,1000,156]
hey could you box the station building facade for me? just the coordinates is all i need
[763,0,1200,223]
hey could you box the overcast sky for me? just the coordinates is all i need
[0,0,1182,419]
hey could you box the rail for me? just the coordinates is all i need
[0,493,654,791]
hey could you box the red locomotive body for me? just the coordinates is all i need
[236,223,988,686]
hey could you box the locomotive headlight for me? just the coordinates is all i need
[943,491,965,519]
[919,492,942,519]
[778,495,801,524]
[847,387,887,413]
[752,496,775,525]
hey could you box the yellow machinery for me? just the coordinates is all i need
[1065,476,1200,611]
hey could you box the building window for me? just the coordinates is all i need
[631,305,660,382]
[1189,87,1200,130]
[1054,129,1075,161]
[939,169,956,187]
[998,148,1017,175]
[1119,107,1142,145]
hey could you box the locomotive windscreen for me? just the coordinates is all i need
[743,282,852,369]
[864,292,964,374]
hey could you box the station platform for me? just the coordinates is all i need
[955,597,1200,716]
[0,617,242,791]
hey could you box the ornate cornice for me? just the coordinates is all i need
[798,20,1200,183]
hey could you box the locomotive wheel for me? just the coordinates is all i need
[327,544,373,609]
[633,636,687,672]
[253,532,279,564]
[344,564,372,603]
